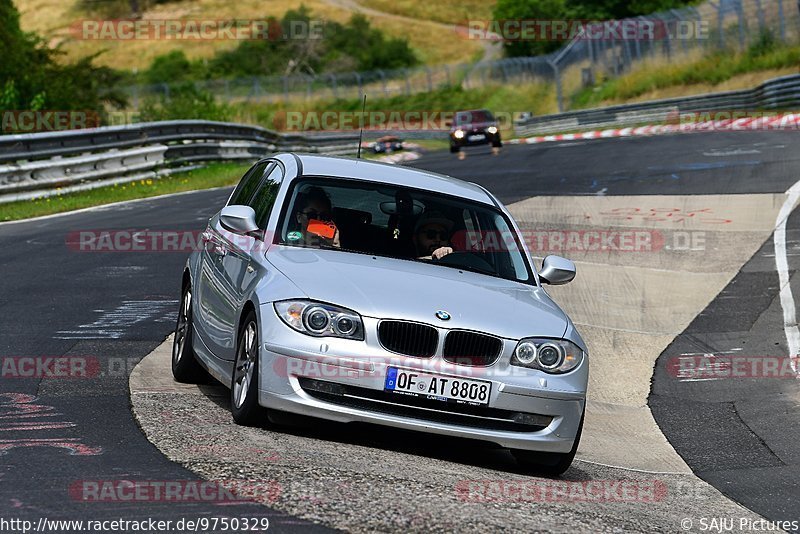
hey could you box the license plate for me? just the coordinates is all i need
[384,367,491,405]
[468,134,485,141]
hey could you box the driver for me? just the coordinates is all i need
[413,211,454,260]
[293,186,341,248]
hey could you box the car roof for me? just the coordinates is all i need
[277,153,496,206]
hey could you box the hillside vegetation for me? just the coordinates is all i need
[13,0,486,68]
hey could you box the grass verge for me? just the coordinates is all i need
[572,38,800,109]
[0,162,249,222]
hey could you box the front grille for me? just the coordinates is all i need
[378,320,438,358]
[443,330,503,366]
[298,378,551,433]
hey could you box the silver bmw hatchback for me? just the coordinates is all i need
[173,153,588,475]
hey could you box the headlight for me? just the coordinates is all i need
[487,126,498,134]
[511,338,583,374]
[274,300,364,340]
[453,129,465,139]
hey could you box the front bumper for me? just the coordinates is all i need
[450,131,502,148]
[258,312,586,453]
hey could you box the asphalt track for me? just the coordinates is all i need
[1,131,799,531]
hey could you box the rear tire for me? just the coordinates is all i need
[512,412,584,476]
[450,144,460,154]
[230,310,266,426]
[171,282,207,384]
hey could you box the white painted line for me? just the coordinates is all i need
[774,180,800,375]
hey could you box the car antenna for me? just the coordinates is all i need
[356,94,367,159]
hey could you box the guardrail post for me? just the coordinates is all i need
[778,0,786,41]
[426,66,433,92]
[356,72,363,100]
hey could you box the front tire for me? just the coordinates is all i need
[172,282,207,383]
[230,310,265,426]
[512,412,584,476]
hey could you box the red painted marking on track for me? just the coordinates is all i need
[0,393,102,456]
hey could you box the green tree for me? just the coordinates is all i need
[492,0,568,56]
[0,0,126,123]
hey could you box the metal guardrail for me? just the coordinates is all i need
[0,120,360,203]
[513,73,800,137]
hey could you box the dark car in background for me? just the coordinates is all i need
[371,135,404,154]
[449,109,502,156]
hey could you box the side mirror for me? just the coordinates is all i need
[539,255,576,285]
[219,205,259,235]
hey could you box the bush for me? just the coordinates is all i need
[748,29,777,57]
[142,7,419,84]
[145,50,194,85]
[139,83,233,122]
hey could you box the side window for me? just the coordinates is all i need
[228,162,269,206]
[249,163,284,228]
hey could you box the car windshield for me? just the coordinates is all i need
[454,110,494,125]
[277,177,532,283]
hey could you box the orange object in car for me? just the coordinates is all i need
[307,219,337,239]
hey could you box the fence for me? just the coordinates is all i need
[123,0,800,114]
[0,120,359,204]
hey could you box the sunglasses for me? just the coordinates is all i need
[302,209,333,221]
[421,229,449,240]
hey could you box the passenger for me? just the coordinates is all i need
[292,186,340,248]
[413,211,454,260]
